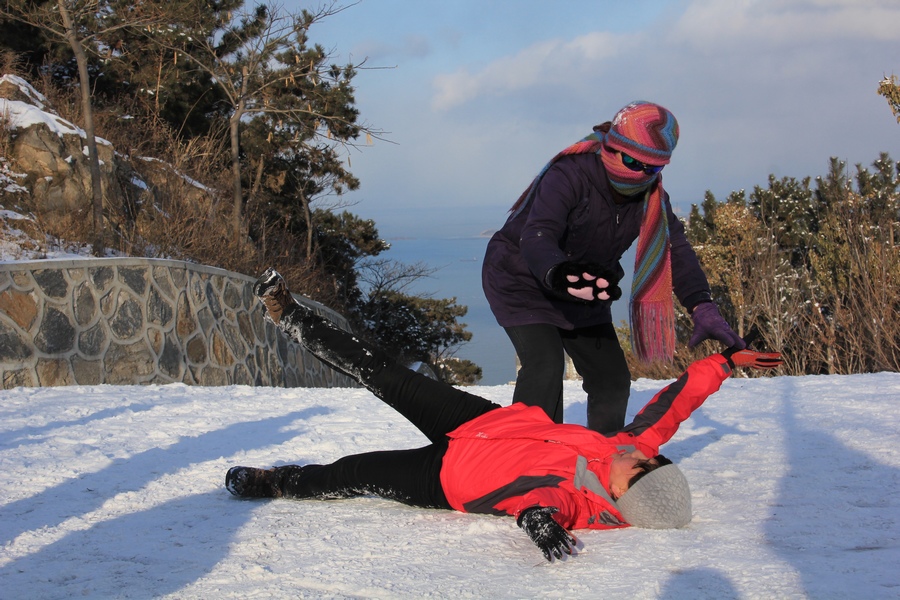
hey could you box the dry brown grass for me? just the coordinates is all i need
[0,51,22,79]
[2,68,355,313]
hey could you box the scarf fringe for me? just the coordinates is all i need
[630,299,676,362]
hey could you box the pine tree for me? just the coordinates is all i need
[100,0,243,138]
[160,2,379,237]
[355,291,474,382]
[311,209,389,310]
[749,174,819,268]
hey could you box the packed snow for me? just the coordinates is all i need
[1,370,898,599]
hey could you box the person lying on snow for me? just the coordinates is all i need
[226,268,782,562]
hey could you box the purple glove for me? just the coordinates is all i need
[688,302,745,349]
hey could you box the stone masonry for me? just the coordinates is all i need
[0,258,356,389]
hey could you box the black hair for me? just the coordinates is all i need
[627,454,672,489]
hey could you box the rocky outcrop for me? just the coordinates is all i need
[0,73,209,222]
[0,74,123,218]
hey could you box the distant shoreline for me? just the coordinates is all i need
[386,230,497,242]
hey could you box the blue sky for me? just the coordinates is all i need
[284,0,900,238]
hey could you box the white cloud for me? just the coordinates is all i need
[671,0,900,46]
[431,0,900,112]
[431,32,625,110]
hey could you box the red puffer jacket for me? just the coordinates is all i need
[439,354,733,530]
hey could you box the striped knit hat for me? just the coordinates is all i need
[605,101,679,166]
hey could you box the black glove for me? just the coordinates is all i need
[547,262,622,303]
[517,506,577,562]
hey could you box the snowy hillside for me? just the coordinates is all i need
[1,374,898,599]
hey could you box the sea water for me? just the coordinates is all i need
[379,235,515,385]
[380,235,634,385]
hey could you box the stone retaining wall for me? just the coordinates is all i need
[0,258,356,389]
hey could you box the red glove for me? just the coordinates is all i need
[726,348,783,369]
[721,330,782,369]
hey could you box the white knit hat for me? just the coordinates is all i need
[616,464,692,529]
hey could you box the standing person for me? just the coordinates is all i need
[482,101,743,432]
[226,268,781,562]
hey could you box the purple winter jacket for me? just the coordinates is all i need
[482,153,711,329]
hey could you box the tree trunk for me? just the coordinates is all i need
[298,187,313,258]
[58,1,105,256]
[230,66,251,238]
[229,110,243,238]
[249,156,265,202]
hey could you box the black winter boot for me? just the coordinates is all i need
[253,268,389,388]
[254,267,303,326]
[225,466,283,499]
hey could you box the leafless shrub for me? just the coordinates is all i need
[801,191,900,374]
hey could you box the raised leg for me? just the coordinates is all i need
[254,268,499,442]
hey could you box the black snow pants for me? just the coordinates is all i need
[504,322,631,433]
[272,303,501,509]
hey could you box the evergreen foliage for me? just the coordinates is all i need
[355,291,480,384]
[681,155,900,377]
[311,210,388,309]
[878,75,900,124]
[154,2,376,237]
[354,257,482,384]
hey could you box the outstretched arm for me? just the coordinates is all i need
[624,355,733,452]
[625,336,783,453]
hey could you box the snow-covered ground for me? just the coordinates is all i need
[1,372,898,599]
[2,72,898,598]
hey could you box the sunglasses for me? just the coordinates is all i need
[620,152,665,175]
